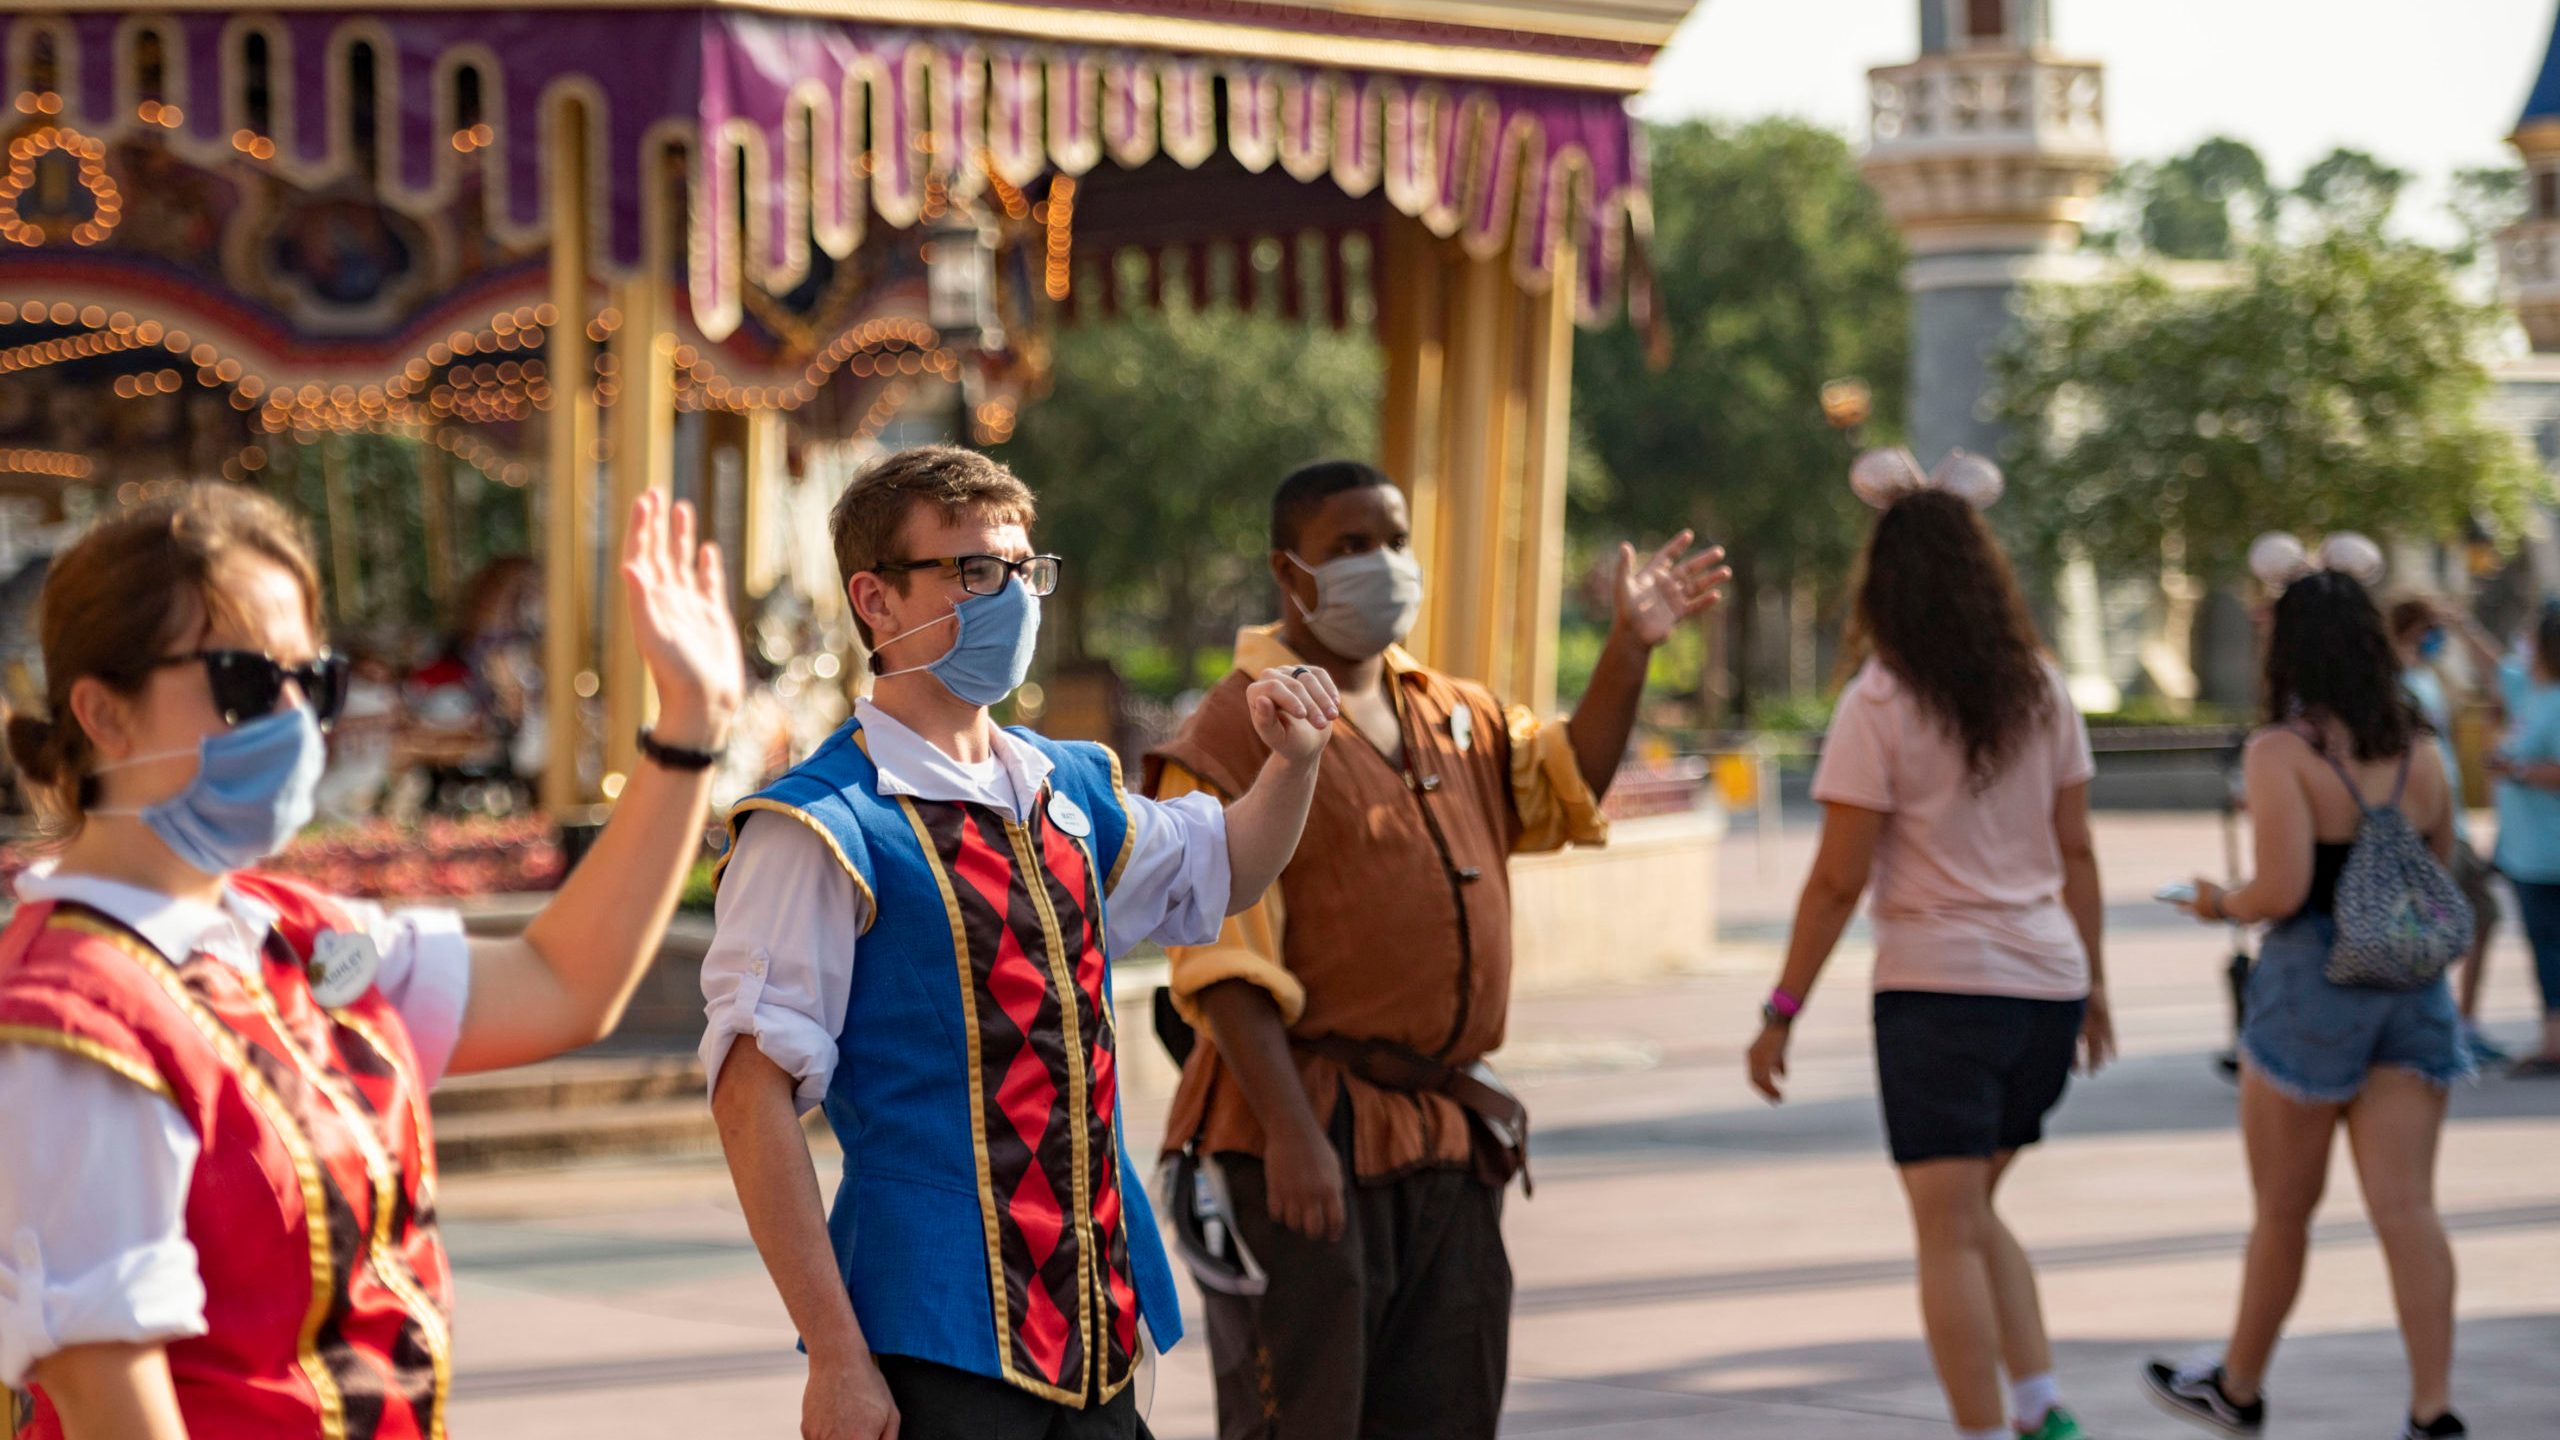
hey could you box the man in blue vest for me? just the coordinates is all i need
[703,446,1337,1440]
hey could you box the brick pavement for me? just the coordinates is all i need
[439,812,2560,1438]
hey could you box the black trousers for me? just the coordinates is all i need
[875,1355,1151,1440]
[1201,1122,1512,1440]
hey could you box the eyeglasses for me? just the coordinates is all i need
[873,554,1063,598]
[144,649,351,728]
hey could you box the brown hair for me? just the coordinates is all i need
[1843,490,2054,787]
[2264,571,2420,762]
[5,483,322,827]
[2384,596,2438,643]
[829,445,1036,646]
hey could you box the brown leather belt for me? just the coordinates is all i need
[1296,1034,1532,1196]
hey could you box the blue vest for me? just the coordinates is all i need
[725,719,1183,1408]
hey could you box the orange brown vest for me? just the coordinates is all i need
[1148,662,1523,1177]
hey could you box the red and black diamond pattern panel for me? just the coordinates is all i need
[916,795,1139,1400]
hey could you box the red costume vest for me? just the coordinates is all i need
[0,872,452,1440]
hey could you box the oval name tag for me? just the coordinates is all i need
[1047,790,1092,838]
[1449,705,1474,753]
[308,929,382,1009]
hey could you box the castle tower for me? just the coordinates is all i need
[2504,11,2560,351]
[1861,0,2113,466]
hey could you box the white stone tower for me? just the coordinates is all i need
[2504,10,2560,352]
[1861,0,2113,467]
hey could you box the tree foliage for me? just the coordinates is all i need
[1570,118,1909,704]
[2089,137,2281,260]
[1991,219,2537,582]
[994,306,1379,691]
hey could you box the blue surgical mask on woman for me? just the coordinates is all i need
[873,578,1041,707]
[91,705,327,875]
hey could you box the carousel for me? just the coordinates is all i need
[0,0,1690,825]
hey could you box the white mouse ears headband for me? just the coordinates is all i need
[1850,447,2004,511]
[2248,531,2386,591]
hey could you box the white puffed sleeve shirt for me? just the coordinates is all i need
[698,700,1232,1112]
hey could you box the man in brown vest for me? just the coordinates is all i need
[1146,459,1728,1438]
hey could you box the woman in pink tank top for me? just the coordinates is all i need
[1746,457,2111,1440]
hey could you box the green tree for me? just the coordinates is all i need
[1989,227,2537,586]
[2449,164,2527,272]
[995,307,1380,693]
[2089,137,2278,260]
[2294,148,2409,235]
[1571,117,1909,719]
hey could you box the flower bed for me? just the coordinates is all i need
[2,816,566,902]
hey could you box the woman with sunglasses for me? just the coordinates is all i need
[0,482,740,1439]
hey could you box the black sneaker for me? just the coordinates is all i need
[2143,1359,2265,1437]
[2402,1412,2467,1439]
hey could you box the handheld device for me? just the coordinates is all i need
[2155,881,2198,906]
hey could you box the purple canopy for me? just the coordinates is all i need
[4,7,1652,339]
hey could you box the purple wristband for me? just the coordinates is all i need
[1767,988,1804,1020]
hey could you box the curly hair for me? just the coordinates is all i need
[2263,569,2419,761]
[1844,490,2054,786]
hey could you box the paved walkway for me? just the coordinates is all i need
[440,812,2560,1437]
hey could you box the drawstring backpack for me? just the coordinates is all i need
[2312,746,2474,991]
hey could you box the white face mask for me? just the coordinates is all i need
[1288,548,1424,659]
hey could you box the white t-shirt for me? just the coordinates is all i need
[1812,660,2095,1000]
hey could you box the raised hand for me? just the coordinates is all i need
[1614,531,1732,649]
[1247,665,1340,766]
[620,490,746,750]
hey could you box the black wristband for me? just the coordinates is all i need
[637,727,720,772]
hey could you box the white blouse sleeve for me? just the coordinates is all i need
[1102,791,1233,959]
[330,899,474,1089]
[0,1046,207,1387]
[698,818,870,1114]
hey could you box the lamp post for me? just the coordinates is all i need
[925,207,1001,445]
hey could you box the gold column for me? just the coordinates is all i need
[603,258,677,791]
[542,100,597,813]
[740,409,783,602]
[1511,241,1576,718]
[1378,214,1447,665]
[1431,244,1517,688]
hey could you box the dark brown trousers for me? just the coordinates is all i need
[875,1355,1151,1440]
[1201,1116,1512,1440]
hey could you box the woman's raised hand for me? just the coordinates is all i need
[620,491,745,750]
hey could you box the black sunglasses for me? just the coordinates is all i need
[144,649,351,729]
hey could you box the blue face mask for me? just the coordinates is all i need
[92,706,326,875]
[874,579,1041,707]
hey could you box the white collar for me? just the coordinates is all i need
[14,862,280,975]
[853,698,1053,820]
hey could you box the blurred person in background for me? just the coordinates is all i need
[1748,451,2108,1440]
[2489,603,2560,1076]
[2154,543,2470,1440]
[2387,597,2506,1062]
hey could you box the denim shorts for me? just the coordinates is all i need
[2240,915,2474,1104]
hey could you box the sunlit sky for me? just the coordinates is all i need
[1638,0,2558,237]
